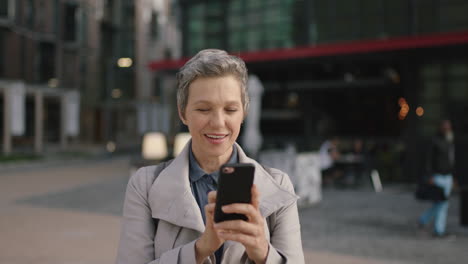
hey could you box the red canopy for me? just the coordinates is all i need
[148,31,468,71]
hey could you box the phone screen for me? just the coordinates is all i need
[214,163,255,223]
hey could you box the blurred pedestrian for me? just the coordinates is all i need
[345,138,369,186]
[319,136,344,186]
[116,49,304,263]
[418,119,457,238]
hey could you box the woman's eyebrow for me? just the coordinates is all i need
[225,101,241,106]
[192,100,211,105]
[192,100,241,105]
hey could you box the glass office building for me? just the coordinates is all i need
[181,0,468,55]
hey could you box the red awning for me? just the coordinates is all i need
[148,31,468,71]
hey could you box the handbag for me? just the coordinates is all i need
[415,183,447,202]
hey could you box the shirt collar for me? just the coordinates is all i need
[189,143,238,183]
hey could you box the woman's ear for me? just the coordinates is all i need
[178,108,187,125]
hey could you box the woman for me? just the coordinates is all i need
[116,49,304,263]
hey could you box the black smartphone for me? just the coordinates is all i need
[214,163,255,223]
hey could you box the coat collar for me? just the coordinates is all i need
[148,141,298,233]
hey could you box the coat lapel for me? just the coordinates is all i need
[235,143,299,217]
[148,141,206,233]
[222,143,299,260]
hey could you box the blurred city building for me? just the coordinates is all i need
[1,0,84,154]
[148,0,468,182]
[99,0,180,151]
[0,0,179,155]
[2,0,468,184]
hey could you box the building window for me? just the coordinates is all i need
[25,0,35,28]
[78,8,87,45]
[227,0,294,52]
[183,0,296,55]
[121,3,135,57]
[38,42,56,83]
[152,76,162,101]
[0,0,9,17]
[184,1,226,55]
[63,3,78,42]
[103,0,115,22]
[150,11,159,40]
[438,1,468,32]
[227,0,244,52]
[15,0,22,23]
[447,64,468,101]
[36,0,45,31]
[0,30,4,77]
[187,3,205,55]
[53,0,59,34]
[204,2,223,49]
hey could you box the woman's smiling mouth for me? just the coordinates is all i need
[205,134,228,143]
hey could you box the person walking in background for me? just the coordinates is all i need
[418,119,456,238]
[319,136,344,187]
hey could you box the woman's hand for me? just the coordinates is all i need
[213,184,269,264]
[195,191,224,263]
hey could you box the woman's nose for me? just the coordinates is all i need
[210,110,225,127]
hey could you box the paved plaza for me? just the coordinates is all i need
[1,157,467,264]
[302,187,468,264]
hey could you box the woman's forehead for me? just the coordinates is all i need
[188,76,242,102]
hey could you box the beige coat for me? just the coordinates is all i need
[116,143,304,264]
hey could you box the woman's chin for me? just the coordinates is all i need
[202,143,233,157]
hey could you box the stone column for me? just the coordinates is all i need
[2,87,12,154]
[34,91,44,154]
[60,93,68,149]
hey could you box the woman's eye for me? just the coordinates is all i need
[226,109,238,112]
[196,109,209,112]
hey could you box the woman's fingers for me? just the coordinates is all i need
[216,230,261,248]
[212,185,268,262]
[208,191,217,203]
[221,203,262,223]
[205,202,215,214]
[251,184,260,210]
[214,220,258,236]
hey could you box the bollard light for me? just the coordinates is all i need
[117,57,133,68]
[142,132,168,160]
[106,141,116,153]
[173,133,191,157]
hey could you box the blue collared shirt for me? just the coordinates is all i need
[189,145,238,264]
[189,145,238,223]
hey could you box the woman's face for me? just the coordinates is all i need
[180,75,244,161]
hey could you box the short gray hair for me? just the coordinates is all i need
[176,49,249,117]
